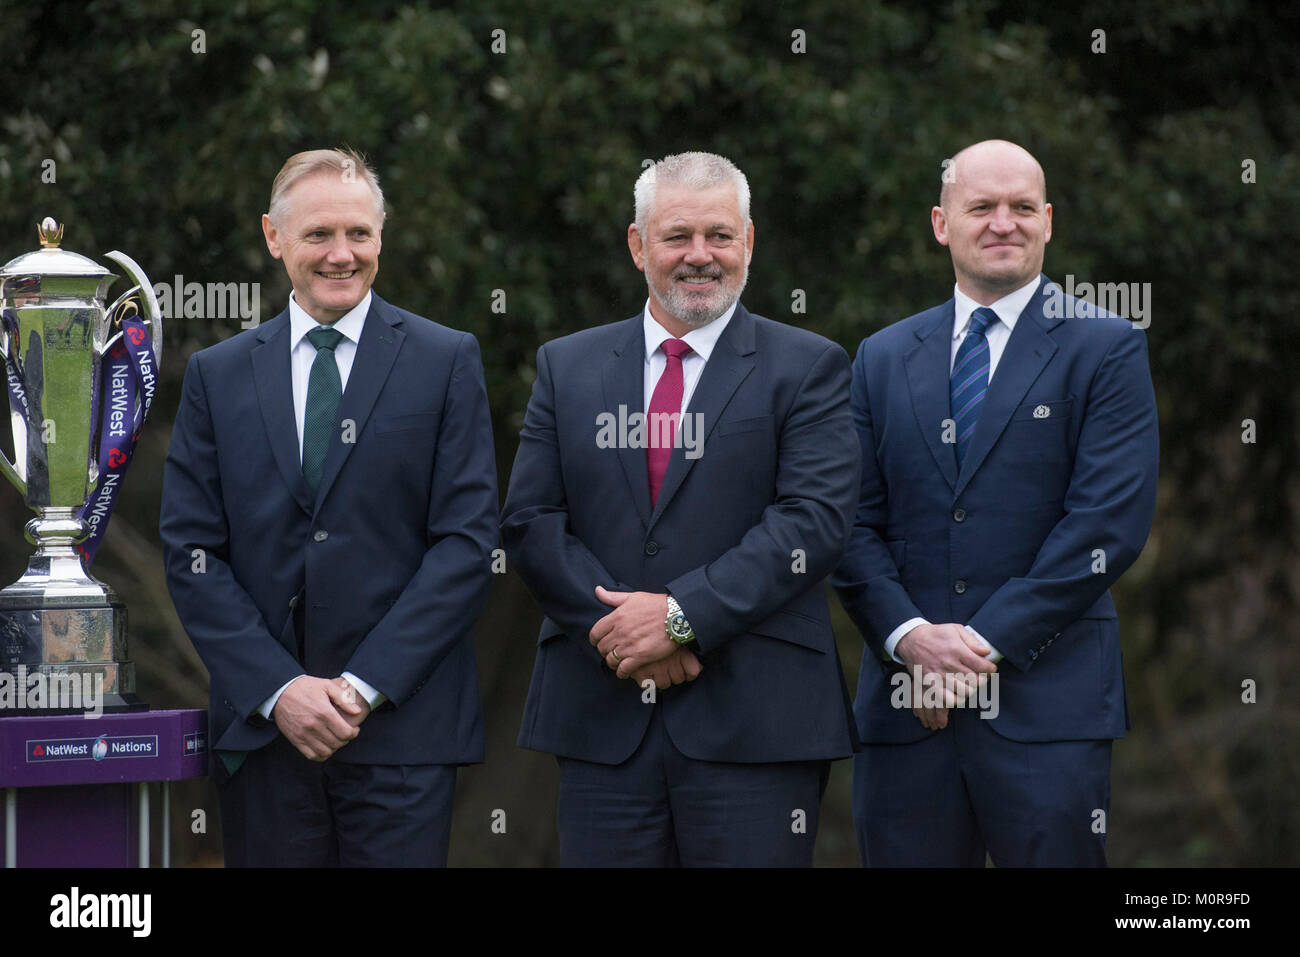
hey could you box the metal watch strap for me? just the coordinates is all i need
[666,595,695,644]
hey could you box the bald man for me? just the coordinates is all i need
[832,140,1158,865]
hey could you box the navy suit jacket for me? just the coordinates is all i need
[501,303,861,765]
[832,275,1158,744]
[160,293,498,769]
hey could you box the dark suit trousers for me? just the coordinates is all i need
[217,734,457,867]
[853,708,1111,866]
[557,703,829,867]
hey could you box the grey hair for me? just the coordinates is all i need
[634,152,751,235]
[268,147,386,226]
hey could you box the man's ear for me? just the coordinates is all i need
[1043,202,1052,244]
[627,223,645,272]
[745,220,755,264]
[262,213,283,260]
[931,206,950,247]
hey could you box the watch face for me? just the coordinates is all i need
[669,615,692,640]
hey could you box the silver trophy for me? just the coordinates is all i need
[0,217,163,714]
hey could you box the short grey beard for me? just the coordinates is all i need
[649,261,749,328]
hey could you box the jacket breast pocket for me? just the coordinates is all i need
[1000,398,1074,503]
[1011,398,1073,423]
[701,414,777,499]
[374,412,440,435]
[714,414,773,437]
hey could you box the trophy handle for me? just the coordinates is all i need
[0,447,25,497]
[0,327,28,497]
[102,250,163,366]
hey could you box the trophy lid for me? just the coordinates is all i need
[0,217,113,283]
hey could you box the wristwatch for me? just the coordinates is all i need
[666,596,695,645]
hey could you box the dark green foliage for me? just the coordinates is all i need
[1,0,1294,866]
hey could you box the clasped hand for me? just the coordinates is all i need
[272,675,372,761]
[590,586,702,688]
[896,623,997,731]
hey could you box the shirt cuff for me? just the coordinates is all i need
[885,617,930,664]
[963,625,1004,664]
[258,674,305,719]
[342,671,387,709]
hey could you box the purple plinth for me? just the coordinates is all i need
[0,709,207,866]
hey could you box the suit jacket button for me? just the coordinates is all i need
[953,580,967,594]
[644,541,659,556]
[953,508,966,522]
[313,530,329,542]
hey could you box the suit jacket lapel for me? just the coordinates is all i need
[251,310,313,516]
[648,305,756,529]
[904,302,959,492]
[953,276,1061,498]
[602,317,653,528]
[313,295,404,515]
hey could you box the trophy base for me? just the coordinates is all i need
[0,685,147,717]
[0,510,148,716]
[0,604,147,716]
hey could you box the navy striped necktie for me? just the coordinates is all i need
[950,307,997,467]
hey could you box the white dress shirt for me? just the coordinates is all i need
[642,299,737,412]
[259,292,385,718]
[289,292,369,458]
[884,275,1043,668]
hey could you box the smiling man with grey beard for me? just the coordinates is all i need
[502,151,861,866]
[632,157,750,329]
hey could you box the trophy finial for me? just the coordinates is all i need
[37,217,64,248]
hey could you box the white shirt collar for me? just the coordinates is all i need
[642,298,738,363]
[289,290,372,347]
[952,275,1041,339]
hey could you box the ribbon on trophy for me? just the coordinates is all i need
[2,297,42,492]
[1,306,32,423]
[2,276,38,426]
[74,300,158,565]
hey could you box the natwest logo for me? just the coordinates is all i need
[29,740,90,760]
[27,734,157,763]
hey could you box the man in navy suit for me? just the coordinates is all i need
[832,140,1158,866]
[160,148,498,866]
[502,151,860,866]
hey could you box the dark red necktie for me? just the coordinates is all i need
[647,338,693,506]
